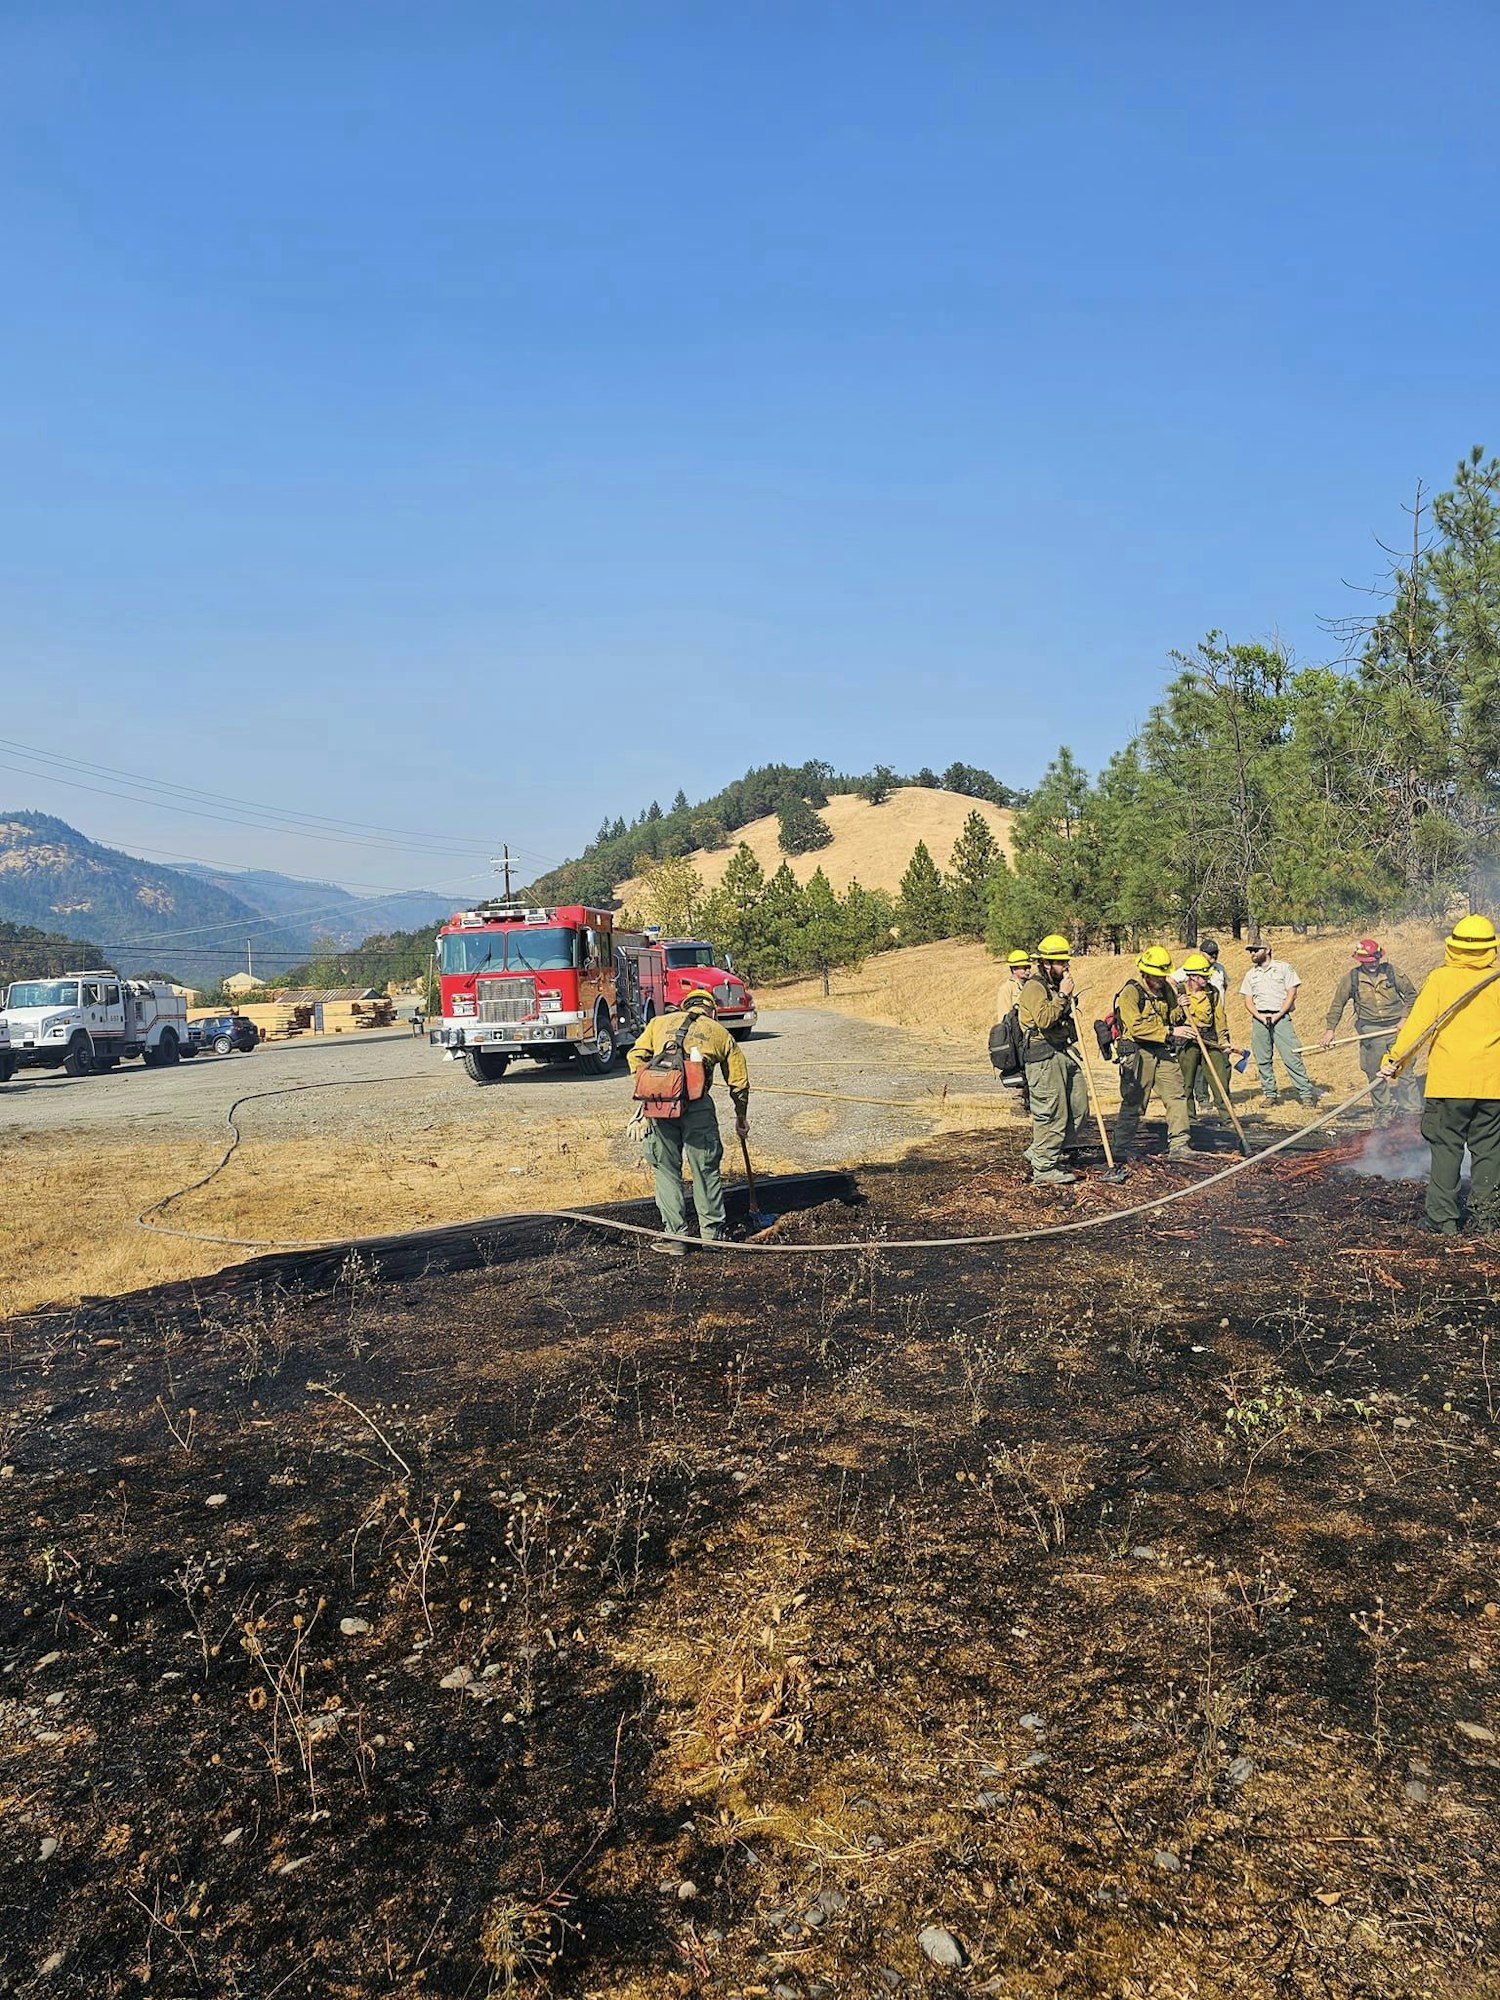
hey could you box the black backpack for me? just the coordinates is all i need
[988,1006,1024,1078]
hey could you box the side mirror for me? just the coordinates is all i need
[723,952,734,971]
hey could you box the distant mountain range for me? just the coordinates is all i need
[0,813,461,984]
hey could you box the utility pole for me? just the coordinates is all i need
[492,845,515,899]
[246,938,254,980]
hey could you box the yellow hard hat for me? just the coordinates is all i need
[1180,951,1212,976]
[1007,948,1032,967]
[1137,946,1174,978]
[1447,914,1498,954]
[1034,933,1071,962]
[681,985,717,1009]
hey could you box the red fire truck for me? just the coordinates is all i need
[614,933,756,1038]
[431,903,624,1083]
[430,905,754,1084]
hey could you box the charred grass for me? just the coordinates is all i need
[3,1131,1499,1997]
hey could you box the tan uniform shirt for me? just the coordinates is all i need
[1015,973,1077,1052]
[627,1008,750,1115]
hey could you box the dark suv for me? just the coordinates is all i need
[187,1014,260,1056]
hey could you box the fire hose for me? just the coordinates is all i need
[137,968,1500,1259]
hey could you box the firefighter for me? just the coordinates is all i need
[994,948,1034,1110]
[1016,934,1089,1185]
[1382,916,1500,1235]
[1112,946,1197,1159]
[626,985,750,1256]
[1321,938,1418,1123]
[1177,950,1233,1134]
[1180,937,1228,1110]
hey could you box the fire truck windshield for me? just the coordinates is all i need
[441,927,576,975]
[663,944,717,969]
[6,979,81,1009]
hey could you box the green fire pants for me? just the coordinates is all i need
[1419,1096,1500,1232]
[641,1096,727,1238]
[1022,1047,1089,1175]
[1114,1044,1191,1156]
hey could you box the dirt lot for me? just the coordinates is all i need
[3,1126,1498,1998]
[0,1014,1007,1319]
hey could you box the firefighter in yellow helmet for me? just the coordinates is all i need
[1112,946,1197,1160]
[627,985,750,1255]
[1177,950,1234,1135]
[1015,934,1089,1184]
[1382,916,1500,1235]
[996,946,1032,1021]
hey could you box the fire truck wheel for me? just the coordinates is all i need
[157,1030,181,1066]
[463,1049,510,1084]
[578,1010,618,1076]
[63,1035,95,1078]
[0,1055,15,1083]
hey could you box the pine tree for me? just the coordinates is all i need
[671,788,690,814]
[776,795,833,855]
[841,878,897,960]
[945,809,1004,938]
[645,800,663,823]
[897,841,948,944]
[794,867,845,992]
[623,854,704,935]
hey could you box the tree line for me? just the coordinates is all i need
[625,810,1006,984]
[988,447,1500,951]
[522,759,1022,907]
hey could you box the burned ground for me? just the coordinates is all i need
[3,1130,1499,1999]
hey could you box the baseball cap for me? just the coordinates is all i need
[1198,937,1219,956]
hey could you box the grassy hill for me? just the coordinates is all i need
[616,785,1013,904]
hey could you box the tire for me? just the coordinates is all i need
[63,1035,94,1078]
[463,1049,510,1084]
[578,1009,618,1076]
[180,1043,198,1059]
[214,1035,234,1055]
[157,1030,180,1067]
[730,1026,751,1041]
[0,1055,16,1083]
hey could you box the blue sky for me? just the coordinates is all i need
[1,2,1494,894]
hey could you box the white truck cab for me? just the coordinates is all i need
[1,972,188,1077]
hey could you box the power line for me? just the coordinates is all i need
[0,734,563,865]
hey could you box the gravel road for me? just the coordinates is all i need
[1,1010,1004,1171]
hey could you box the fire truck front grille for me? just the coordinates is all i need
[477,977,537,1025]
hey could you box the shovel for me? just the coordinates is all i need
[738,1126,774,1230]
[1073,1016,1129,1183]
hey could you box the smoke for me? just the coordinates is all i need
[1342,1123,1446,1183]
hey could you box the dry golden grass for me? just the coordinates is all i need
[615,786,1013,904]
[2,1113,816,1321]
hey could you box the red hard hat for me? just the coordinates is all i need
[1354,938,1381,959]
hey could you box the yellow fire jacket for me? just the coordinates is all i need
[1180,984,1230,1047]
[1115,977,1186,1050]
[1385,953,1500,1099]
[627,1007,750,1114]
